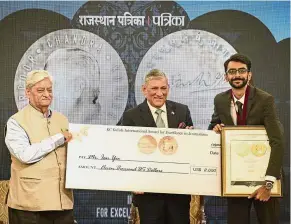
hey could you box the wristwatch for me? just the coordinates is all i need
[265,181,274,190]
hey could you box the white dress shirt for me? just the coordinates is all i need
[5,110,65,164]
[147,101,169,128]
[230,93,275,183]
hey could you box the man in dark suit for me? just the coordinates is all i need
[209,54,283,224]
[122,69,193,224]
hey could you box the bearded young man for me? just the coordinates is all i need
[209,54,283,224]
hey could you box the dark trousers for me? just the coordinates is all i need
[135,193,190,224]
[227,197,280,224]
[8,207,74,224]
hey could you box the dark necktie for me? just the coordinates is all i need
[236,101,243,117]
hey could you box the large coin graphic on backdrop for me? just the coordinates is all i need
[14,29,128,125]
[136,29,237,129]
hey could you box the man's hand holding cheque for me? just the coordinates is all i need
[62,129,73,143]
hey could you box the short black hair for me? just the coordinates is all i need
[224,53,252,72]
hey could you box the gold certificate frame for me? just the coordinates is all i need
[221,126,281,197]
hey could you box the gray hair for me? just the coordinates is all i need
[26,70,53,89]
[144,69,167,84]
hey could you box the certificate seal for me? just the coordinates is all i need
[235,143,249,157]
[251,144,268,157]
[14,29,128,125]
[158,136,178,155]
[138,135,157,154]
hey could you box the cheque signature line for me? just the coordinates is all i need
[119,159,189,165]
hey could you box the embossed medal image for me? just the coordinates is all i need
[158,136,178,155]
[14,29,128,125]
[251,143,269,157]
[136,29,237,129]
[234,143,250,157]
[137,135,157,154]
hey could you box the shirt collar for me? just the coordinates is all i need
[147,101,167,114]
[233,94,245,104]
[47,109,52,118]
[28,103,52,118]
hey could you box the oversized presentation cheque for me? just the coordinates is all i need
[66,124,222,196]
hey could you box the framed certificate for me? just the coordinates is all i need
[221,126,282,197]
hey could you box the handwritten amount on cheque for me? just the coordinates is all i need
[77,154,218,175]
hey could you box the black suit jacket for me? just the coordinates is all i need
[208,85,284,178]
[122,100,193,128]
[121,100,193,205]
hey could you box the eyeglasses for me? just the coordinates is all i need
[227,68,249,75]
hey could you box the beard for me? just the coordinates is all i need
[229,77,248,89]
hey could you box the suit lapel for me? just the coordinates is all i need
[166,101,179,128]
[246,86,255,122]
[139,100,157,127]
[138,100,179,128]
[221,90,234,125]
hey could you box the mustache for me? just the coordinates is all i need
[231,78,246,81]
